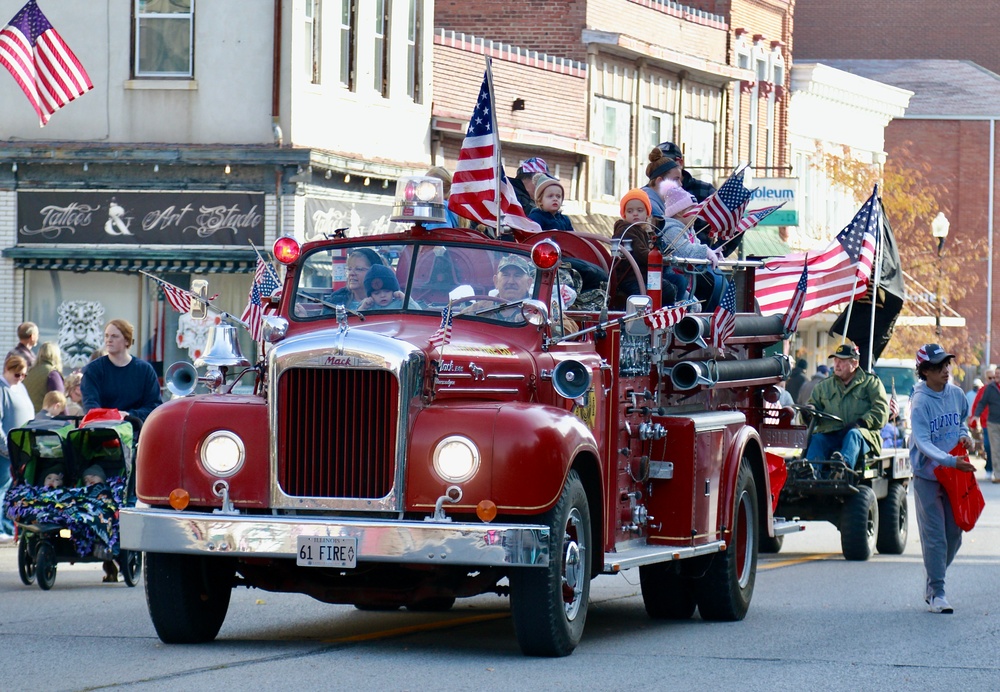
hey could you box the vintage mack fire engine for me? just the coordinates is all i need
[121,178,802,657]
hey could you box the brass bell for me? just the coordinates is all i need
[195,324,249,368]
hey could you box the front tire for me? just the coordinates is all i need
[640,562,697,620]
[696,459,758,621]
[876,481,908,555]
[758,534,784,554]
[17,535,36,586]
[509,470,592,657]
[145,553,234,643]
[35,542,57,591]
[841,486,879,561]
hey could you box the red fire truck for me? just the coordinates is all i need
[121,178,801,657]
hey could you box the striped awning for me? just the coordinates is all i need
[2,247,259,273]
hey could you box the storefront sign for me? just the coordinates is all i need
[304,196,411,242]
[749,178,798,226]
[17,191,265,245]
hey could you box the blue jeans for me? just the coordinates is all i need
[984,425,993,474]
[0,455,12,535]
[805,428,870,470]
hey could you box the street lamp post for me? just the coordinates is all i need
[932,212,951,336]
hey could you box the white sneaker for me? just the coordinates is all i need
[0,533,13,544]
[928,596,954,614]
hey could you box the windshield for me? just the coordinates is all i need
[291,241,540,324]
[873,366,917,397]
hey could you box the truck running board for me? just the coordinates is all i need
[602,540,725,573]
[772,517,806,536]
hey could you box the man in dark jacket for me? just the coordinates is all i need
[786,358,809,402]
[510,157,548,217]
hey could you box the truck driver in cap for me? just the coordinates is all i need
[465,255,536,323]
[804,343,889,479]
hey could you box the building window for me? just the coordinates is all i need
[682,118,715,185]
[374,0,390,97]
[305,0,321,85]
[593,98,630,199]
[339,0,356,90]
[406,0,422,102]
[133,0,195,78]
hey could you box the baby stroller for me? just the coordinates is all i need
[4,410,142,590]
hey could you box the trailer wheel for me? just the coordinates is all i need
[119,549,143,587]
[841,486,878,561]
[17,535,36,586]
[696,459,758,621]
[35,542,57,591]
[876,481,908,555]
[758,534,784,554]
[509,470,592,657]
[639,562,697,619]
[145,553,234,643]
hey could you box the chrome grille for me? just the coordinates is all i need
[277,368,399,499]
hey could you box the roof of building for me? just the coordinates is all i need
[822,60,1000,118]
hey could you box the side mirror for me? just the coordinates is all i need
[624,295,652,336]
[190,279,209,320]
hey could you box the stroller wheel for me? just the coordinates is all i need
[36,542,57,591]
[119,549,143,587]
[17,535,36,586]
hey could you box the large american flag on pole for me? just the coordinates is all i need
[711,280,737,350]
[756,189,880,319]
[690,168,754,242]
[0,1,92,126]
[241,258,281,342]
[782,260,808,334]
[448,68,540,233]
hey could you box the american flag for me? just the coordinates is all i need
[151,276,193,314]
[733,202,787,238]
[691,169,754,242]
[643,303,689,330]
[447,67,540,233]
[0,1,92,126]
[428,301,454,350]
[888,393,899,420]
[241,258,281,342]
[756,189,880,319]
[782,261,808,334]
[711,280,737,350]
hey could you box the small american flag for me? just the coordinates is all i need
[888,394,899,420]
[732,202,787,239]
[428,302,454,350]
[691,169,754,242]
[152,277,193,314]
[643,303,689,330]
[711,280,737,350]
[447,65,539,233]
[0,1,92,126]
[241,258,281,342]
[782,260,808,334]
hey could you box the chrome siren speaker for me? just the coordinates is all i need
[165,361,198,396]
[552,360,592,400]
[196,324,249,368]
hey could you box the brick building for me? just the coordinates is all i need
[824,60,1000,366]
[794,0,1000,77]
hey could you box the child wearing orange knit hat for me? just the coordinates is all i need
[612,188,686,305]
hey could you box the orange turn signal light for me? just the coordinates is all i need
[169,488,190,511]
[476,500,498,523]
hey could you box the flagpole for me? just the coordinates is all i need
[248,239,280,283]
[865,194,886,373]
[483,55,503,235]
[837,191,875,348]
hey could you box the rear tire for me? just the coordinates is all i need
[841,486,878,561]
[17,536,36,586]
[696,459,758,621]
[145,553,234,643]
[510,470,592,657]
[35,542,57,591]
[640,562,697,620]
[406,596,456,612]
[876,482,908,555]
[120,549,143,587]
[758,534,784,554]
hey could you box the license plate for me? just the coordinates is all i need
[296,536,357,568]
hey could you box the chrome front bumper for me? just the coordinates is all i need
[120,509,549,568]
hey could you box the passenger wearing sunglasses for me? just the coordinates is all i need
[1,354,35,541]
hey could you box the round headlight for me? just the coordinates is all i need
[200,431,245,477]
[432,435,481,483]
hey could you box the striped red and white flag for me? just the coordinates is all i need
[643,303,689,330]
[448,67,540,233]
[0,1,92,126]
[756,190,880,319]
[782,260,809,334]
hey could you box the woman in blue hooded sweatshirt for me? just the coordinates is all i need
[908,343,976,614]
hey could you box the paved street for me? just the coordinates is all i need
[2,471,998,691]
